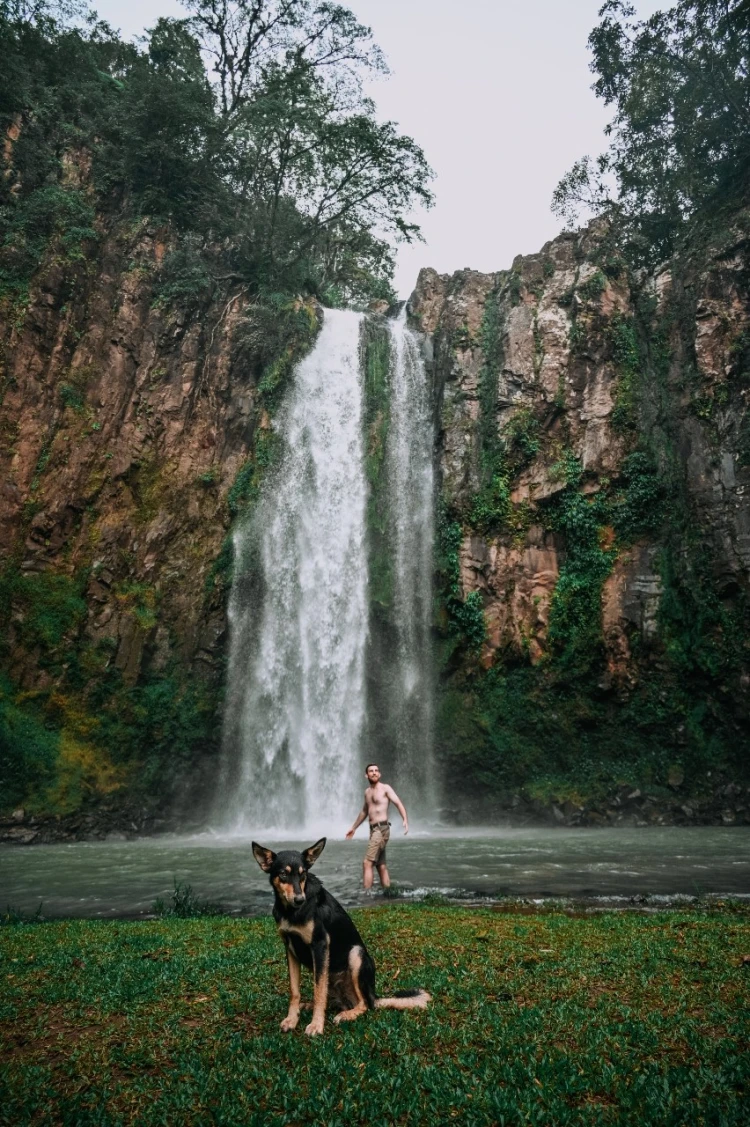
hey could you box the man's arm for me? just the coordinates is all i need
[345,796,369,839]
[386,786,409,834]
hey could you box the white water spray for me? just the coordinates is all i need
[386,309,435,805]
[219,309,368,834]
[217,304,436,835]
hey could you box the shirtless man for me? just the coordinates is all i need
[345,763,409,890]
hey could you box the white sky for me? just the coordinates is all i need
[92,0,663,297]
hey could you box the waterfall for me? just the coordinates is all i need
[216,304,435,836]
[219,308,368,835]
[384,308,435,807]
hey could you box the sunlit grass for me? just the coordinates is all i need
[1,904,748,1125]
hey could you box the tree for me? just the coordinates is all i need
[182,0,386,118]
[99,18,224,225]
[179,0,432,298]
[553,0,750,263]
[0,0,433,303]
[221,63,432,294]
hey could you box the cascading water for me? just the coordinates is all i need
[219,308,368,835]
[385,309,435,807]
[217,304,436,836]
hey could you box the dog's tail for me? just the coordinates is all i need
[374,989,431,1010]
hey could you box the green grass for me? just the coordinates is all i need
[1,905,748,1125]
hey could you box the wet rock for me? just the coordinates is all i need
[668,766,685,790]
[0,826,38,843]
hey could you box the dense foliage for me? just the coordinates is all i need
[0,0,433,303]
[553,0,750,263]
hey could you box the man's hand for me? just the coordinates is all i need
[403,822,409,835]
[345,828,355,839]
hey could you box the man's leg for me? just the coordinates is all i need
[376,860,390,889]
[362,859,374,889]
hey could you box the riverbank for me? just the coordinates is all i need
[2,905,748,1125]
[3,774,750,847]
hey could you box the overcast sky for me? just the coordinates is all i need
[92,0,663,296]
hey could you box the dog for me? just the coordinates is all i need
[252,837,431,1035]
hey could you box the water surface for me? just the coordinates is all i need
[2,827,749,918]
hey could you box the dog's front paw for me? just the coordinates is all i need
[333,1006,365,1024]
[280,1014,299,1032]
[304,1018,325,1036]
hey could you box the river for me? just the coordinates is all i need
[2,827,749,918]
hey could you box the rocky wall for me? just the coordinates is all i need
[410,211,750,823]
[0,215,318,834]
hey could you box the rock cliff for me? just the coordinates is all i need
[410,211,750,825]
[0,215,318,838]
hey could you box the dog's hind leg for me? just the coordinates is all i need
[280,940,302,1033]
[305,936,330,1036]
[333,947,369,1024]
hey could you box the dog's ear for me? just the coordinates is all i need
[252,842,276,872]
[302,837,326,867]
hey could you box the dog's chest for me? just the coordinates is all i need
[278,916,315,966]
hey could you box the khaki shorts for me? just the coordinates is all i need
[365,822,390,864]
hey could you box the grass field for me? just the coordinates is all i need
[1,904,749,1125]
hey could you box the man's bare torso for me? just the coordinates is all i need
[364,782,394,824]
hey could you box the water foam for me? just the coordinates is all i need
[218,309,367,833]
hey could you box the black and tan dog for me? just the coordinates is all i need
[252,837,430,1035]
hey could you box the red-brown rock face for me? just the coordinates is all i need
[1,225,251,689]
[410,215,750,677]
[0,218,316,821]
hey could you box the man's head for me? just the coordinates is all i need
[365,763,380,783]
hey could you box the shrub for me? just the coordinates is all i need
[0,675,59,812]
[153,880,224,918]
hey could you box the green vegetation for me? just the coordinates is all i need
[1,905,748,1125]
[362,317,393,610]
[437,414,748,806]
[0,0,433,305]
[608,313,641,433]
[545,468,616,672]
[151,239,214,311]
[0,563,219,813]
[435,511,486,656]
[0,568,87,659]
[0,182,98,301]
[153,880,224,919]
[0,673,59,810]
[577,269,607,303]
[553,0,750,265]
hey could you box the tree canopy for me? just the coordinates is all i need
[0,0,433,303]
[553,0,750,263]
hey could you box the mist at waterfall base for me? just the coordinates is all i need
[214,307,435,839]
